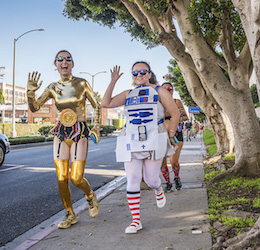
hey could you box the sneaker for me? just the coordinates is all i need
[174,177,182,191]
[164,183,173,193]
[87,192,100,217]
[58,213,77,229]
[125,220,142,234]
[156,191,166,208]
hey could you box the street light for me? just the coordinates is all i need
[12,29,44,137]
[79,71,107,90]
[79,71,107,125]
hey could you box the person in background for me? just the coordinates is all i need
[27,50,101,229]
[193,120,199,138]
[101,62,179,234]
[160,82,188,192]
[185,120,192,141]
[199,123,204,135]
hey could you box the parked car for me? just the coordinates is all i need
[0,134,10,166]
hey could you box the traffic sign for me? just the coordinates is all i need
[188,106,200,114]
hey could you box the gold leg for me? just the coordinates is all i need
[54,159,74,215]
[70,160,100,217]
[70,160,91,196]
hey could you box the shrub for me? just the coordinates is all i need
[9,136,46,145]
[39,126,53,135]
[113,118,126,129]
[101,125,117,135]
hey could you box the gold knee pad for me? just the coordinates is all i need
[54,159,74,214]
[71,160,91,196]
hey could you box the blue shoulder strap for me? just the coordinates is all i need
[154,85,160,92]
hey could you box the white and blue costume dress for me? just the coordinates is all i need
[116,85,174,162]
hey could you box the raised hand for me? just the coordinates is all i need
[27,71,43,91]
[110,65,123,83]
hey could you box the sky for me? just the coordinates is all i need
[0,0,180,99]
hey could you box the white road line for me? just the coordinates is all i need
[88,148,100,152]
[1,149,100,172]
[0,165,27,172]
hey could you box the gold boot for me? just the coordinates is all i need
[86,192,100,217]
[58,212,77,229]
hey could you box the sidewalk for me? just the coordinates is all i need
[11,134,212,250]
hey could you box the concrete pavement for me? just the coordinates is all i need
[4,134,212,250]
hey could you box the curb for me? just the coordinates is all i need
[13,175,126,250]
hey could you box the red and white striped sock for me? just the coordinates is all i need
[155,186,166,208]
[127,191,141,227]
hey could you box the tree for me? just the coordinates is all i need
[231,0,260,101]
[165,59,206,123]
[0,91,4,104]
[63,0,260,180]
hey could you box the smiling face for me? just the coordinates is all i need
[54,51,74,79]
[132,63,151,86]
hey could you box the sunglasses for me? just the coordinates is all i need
[56,56,73,62]
[132,69,149,77]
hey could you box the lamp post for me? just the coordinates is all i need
[79,71,107,124]
[79,71,107,90]
[12,29,44,137]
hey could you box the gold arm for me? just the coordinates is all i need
[84,81,101,128]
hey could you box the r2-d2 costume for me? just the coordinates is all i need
[116,85,174,162]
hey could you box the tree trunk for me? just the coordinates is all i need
[232,0,260,100]
[173,0,260,179]
[176,61,234,155]
[207,110,234,155]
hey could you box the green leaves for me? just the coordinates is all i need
[188,0,246,52]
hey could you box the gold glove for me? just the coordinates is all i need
[89,127,100,144]
[27,71,43,92]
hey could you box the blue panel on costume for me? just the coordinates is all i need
[140,97,148,103]
[131,134,135,140]
[127,144,131,150]
[154,95,158,102]
[138,89,149,96]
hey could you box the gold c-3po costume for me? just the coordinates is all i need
[27,73,101,228]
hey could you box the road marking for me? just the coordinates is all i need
[0,164,27,172]
[88,148,100,152]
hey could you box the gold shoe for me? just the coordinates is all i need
[87,192,100,217]
[58,213,77,229]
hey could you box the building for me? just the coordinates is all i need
[0,82,27,123]
[27,99,57,124]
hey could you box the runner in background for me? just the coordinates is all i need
[160,82,188,192]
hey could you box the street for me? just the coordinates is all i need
[0,137,124,247]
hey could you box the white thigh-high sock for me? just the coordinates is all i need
[124,159,143,191]
[143,158,163,189]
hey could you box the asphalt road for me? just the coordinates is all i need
[0,137,124,247]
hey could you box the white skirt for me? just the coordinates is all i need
[116,123,175,161]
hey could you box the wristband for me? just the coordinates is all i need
[170,136,179,144]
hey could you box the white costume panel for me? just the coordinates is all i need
[116,85,173,162]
